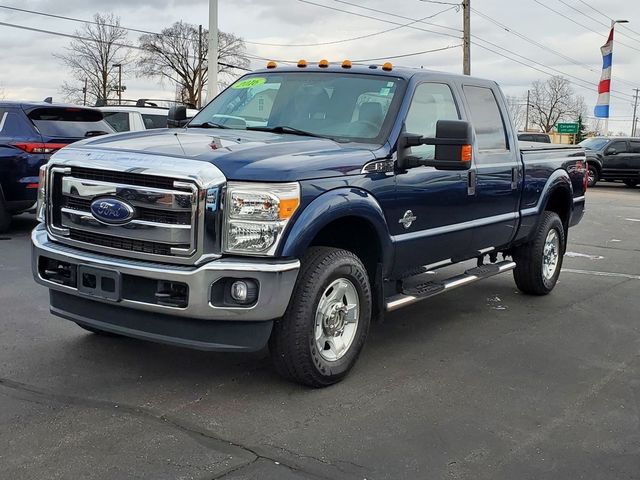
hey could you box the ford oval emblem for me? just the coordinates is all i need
[90,198,135,225]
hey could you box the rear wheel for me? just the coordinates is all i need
[623,180,639,188]
[512,211,565,295]
[587,165,599,187]
[269,247,371,387]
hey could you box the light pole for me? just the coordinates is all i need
[112,63,123,104]
[603,19,628,136]
[207,0,219,102]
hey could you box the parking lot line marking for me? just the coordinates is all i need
[561,268,640,280]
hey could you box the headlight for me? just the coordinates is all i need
[224,182,300,255]
[36,165,48,223]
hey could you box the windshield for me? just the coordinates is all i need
[28,107,114,138]
[189,72,405,144]
[579,138,608,151]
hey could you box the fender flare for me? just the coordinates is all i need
[280,187,393,269]
[586,155,602,173]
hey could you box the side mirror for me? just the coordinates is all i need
[605,147,617,155]
[397,119,473,171]
[167,106,188,128]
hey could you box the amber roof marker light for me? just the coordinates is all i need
[318,59,330,68]
[382,62,393,71]
[266,61,277,69]
[341,60,352,69]
[297,59,308,68]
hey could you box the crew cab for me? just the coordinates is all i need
[32,63,587,387]
[0,102,113,232]
[580,136,640,187]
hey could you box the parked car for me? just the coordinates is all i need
[580,136,640,187]
[0,101,113,232]
[518,132,551,143]
[99,102,200,132]
[32,62,587,387]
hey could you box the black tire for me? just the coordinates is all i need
[623,180,638,188]
[0,198,11,234]
[269,247,372,388]
[512,211,565,296]
[587,164,599,188]
[75,322,121,337]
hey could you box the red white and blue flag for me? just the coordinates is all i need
[594,28,614,118]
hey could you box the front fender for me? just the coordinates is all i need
[280,187,393,268]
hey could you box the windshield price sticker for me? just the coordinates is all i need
[232,78,267,89]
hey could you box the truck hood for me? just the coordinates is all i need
[66,128,378,182]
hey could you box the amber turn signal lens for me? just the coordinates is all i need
[382,62,393,71]
[266,61,277,69]
[341,60,352,69]
[297,59,308,68]
[279,198,300,219]
[461,145,472,162]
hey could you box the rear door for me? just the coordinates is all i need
[627,140,640,181]
[461,84,520,251]
[601,140,629,179]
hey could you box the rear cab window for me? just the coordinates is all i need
[141,114,168,129]
[27,107,113,139]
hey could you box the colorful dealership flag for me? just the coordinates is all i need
[594,28,614,118]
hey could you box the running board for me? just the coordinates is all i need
[385,260,516,312]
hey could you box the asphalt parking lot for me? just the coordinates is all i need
[1,183,639,480]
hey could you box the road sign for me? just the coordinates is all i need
[556,122,579,134]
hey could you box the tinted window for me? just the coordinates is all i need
[191,73,405,144]
[102,111,131,132]
[141,114,168,129]
[607,141,627,154]
[464,86,508,151]
[0,109,36,137]
[405,83,460,159]
[630,141,640,153]
[28,107,113,138]
[579,138,608,151]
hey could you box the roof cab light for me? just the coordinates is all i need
[13,142,66,154]
[341,59,352,69]
[382,62,393,71]
[318,59,329,68]
[266,61,277,69]
[297,59,308,68]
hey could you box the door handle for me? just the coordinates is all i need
[467,170,477,196]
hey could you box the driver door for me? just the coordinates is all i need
[602,140,629,179]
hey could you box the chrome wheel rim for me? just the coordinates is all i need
[314,278,359,362]
[588,169,595,185]
[542,229,560,281]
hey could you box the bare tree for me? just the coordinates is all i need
[528,76,585,133]
[56,13,131,105]
[137,22,249,107]
[506,95,526,131]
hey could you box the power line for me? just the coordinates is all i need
[244,4,458,47]
[352,44,462,62]
[532,0,640,54]
[0,20,251,71]
[471,7,638,90]
[574,0,640,40]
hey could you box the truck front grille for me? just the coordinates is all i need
[47,166,202,263]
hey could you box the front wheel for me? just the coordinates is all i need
[269,247,372,387]
[512,211,565,295]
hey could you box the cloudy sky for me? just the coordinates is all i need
[0,0,638,133]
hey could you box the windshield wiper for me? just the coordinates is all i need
[246,125,326,139]
[188,121,231,129]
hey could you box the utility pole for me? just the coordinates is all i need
[112,63,123,104]
[198,24,203,108]
[462,0,470,75]
[207,0,219,101]
[82,78,88,106]
[632,88,639,137]
[525,89,530,131]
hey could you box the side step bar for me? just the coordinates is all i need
[385,260,516,312]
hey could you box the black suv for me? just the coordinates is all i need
[580,137,640,187]
[0,102,114,232]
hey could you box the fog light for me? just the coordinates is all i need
[231,281,248,302]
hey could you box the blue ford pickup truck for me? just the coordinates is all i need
[32,63,587,387]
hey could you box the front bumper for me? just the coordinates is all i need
[32,224,300,350]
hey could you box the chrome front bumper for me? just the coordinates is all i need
[32,224,300,322]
